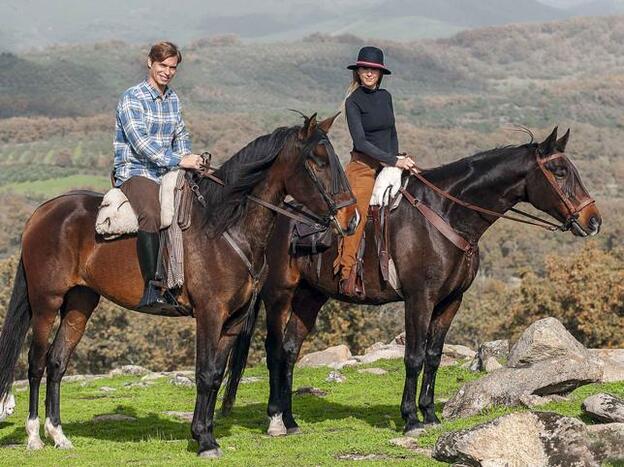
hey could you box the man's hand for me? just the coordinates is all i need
[179,154,204,170]
[395,155,419,172]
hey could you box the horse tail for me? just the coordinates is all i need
[0,258,32,401]
[221,298,262,416]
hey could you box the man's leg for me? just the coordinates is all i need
[120,176,170,308]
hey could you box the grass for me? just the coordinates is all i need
[0,360,622,466]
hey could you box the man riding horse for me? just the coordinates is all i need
[113,41,204,310]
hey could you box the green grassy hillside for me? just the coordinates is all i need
[0,360,621,465]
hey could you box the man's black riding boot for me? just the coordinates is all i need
[136,230,178,311]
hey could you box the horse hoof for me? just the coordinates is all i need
[286,426,302,435]
[198,448,222,458]
[27,438,44,450]
[267,414,287,437]
[0,393,16,421]
[55,438,74,450]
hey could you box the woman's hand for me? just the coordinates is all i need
[395,155,419,172]
[179,154,204,170]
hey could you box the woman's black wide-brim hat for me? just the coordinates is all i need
[347,46,391,75]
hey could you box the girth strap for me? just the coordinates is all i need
[400,187,474,254]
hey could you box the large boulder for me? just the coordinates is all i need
[588,349,624,383]
[433,411,597,466]
[296,345,352,369]
[582,393,624,423]
[443,356,601,419]
[443,344,476,360]
[586,423,624,463]
[357,344,404,364]
[508,317,588,368]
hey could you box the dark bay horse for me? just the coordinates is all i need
[0,113,355,457]
[223,127,602,436]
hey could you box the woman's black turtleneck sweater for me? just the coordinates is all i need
[345,86,399,166]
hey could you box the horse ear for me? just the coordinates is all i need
[318,112,341,133]
[298,112,318,140]
[538,126,558,156]
[554,128,570,153]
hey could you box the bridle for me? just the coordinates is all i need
[189,134,355,235]
[402,148,595,233]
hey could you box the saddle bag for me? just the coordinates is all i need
[290,221,332,255]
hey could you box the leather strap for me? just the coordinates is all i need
[400,187,473,253]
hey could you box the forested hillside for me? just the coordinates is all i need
[0,15,622,374]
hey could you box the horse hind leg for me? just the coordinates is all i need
[44,287,99,449]
[25,295,63,450]
[418,295,463,425]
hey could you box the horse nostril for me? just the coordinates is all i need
[589,216,601,232]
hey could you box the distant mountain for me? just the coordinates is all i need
[3,0,616,52]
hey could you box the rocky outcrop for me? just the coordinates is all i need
[469,340,509,371]
[588,349,624,383]
[582,393,624,423]
[433,412,597,466]
[443,356,601,419]
[508,317,588,367]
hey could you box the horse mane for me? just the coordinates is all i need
[199,125,299,234]
[422,142,537,182]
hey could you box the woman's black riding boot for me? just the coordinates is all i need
[136,230,174,310]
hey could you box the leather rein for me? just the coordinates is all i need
[400,150,595,234]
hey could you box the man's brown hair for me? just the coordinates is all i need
[148,41,182,64]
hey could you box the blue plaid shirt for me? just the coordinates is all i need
[113,80,191,186]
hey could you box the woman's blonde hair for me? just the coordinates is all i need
[341,70,384,117]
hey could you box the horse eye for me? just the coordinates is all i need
[553,167,568,179]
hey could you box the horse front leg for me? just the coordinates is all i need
[191,303,237,458]
[279,286,326,434]
[401,294,434,436]
[418,294,462,425]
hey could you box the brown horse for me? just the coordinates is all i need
[222,127,602,437]
[0,113,356,457]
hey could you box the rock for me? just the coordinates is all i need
[109,365,151,377]
[519,394,552,407]
[468,339,509,371]
[99,386,116,392]
[508,317,588,368]
[170,374,194,388]
[484,356,503,372]
[296,345,352,369]
[443,344,476,360]
[357,368,387,375]
[326,371,345,383]
[358,344,404,364]
[163,411,193,422]
[433,411,597,466]
[294,387,327,397]
[393,332,406,345]
[92,414,137,423]
[443,356,601,419]
[341,358,359,367]
[588,349,624,383]
[389,437,433,457]
[365,342,386,354]
[586,423,624,463]
[240,376,263,384]
[582,393,624,423]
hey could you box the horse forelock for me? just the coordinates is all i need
[199,126,300,235]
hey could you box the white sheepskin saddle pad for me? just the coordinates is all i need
[370,167,403,209]
[95,170,180,240]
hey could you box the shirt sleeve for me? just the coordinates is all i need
[346,97,398,166]
[389,95,399,155]
[172,109,192,158]
[116,93,183,168]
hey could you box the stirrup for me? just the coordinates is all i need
[137,281,190,316]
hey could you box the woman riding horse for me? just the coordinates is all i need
[0,113,355,458]
[222,126,601,438]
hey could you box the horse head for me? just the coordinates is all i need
[282,112,357,235]
[525,127,602,237]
